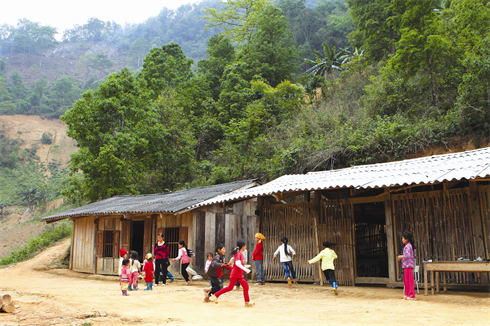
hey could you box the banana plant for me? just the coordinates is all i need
[304,43,348,80]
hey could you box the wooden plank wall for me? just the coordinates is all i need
[318,199,354,286]
[392,189,480,284]
[157,212,194,276]
[261,202,317,281]
[72,216,95,273]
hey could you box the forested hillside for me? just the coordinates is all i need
[0,0,489,207]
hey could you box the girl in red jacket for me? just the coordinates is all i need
[252,233,265,285]
[214,239,255,307]
[143,253,155,290]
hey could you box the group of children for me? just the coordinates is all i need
[118,230,417,304]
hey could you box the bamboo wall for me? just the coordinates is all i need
[392,187,485,285]
[318,199,354,286]
[261,202,318,281]
[479,186,490,260]
[72,216,95,273]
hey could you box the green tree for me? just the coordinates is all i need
[61,68,195,203]
[129,37,149,67]
[139,43,193,95]
[0,78,16,113]
[203,0,271,42]
[347,0,399,62]
[238,5,299,86]
[304,43,346,80]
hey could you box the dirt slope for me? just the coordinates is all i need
[0,115,77,169]
[0,239,489,326]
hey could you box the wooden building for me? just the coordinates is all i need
[201,148,490,288]
[42,180,259,276]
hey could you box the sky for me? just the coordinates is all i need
[0,0,202,39]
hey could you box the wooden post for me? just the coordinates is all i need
[443,272,447,292]
[313,191,323,286]
[69,219,75,270]
[385,189,396,285]
[431,270,435,295]
[436,271,440,293]
[469,182,488,284]
[94,217,98,274]
[424,264,428,296]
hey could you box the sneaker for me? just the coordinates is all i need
[245,302,255,307]
[254,283,260,286]
[287,277,292,287]
[154,284,158,287]
[169,278,174,283]
[162,283,166,287]
[204,296,211,302]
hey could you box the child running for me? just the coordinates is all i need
[172,240,192,285]
[308,241,338,295]
[128,251,141,291]
[120,258,131,296]
[398,231,416,300]
[214,239,255,307]
[273,237,298,286]
[143,253,154,290]
[204,244,231,302]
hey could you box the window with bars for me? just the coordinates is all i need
[165,227,180,258]
[103,231,114,258]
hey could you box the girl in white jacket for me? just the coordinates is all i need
[273,237,298,286]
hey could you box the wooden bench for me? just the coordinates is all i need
[423,261,490,295]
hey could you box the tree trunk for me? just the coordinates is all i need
[428,59,440,111]
[487,71,490,110]
[389,26,395,55]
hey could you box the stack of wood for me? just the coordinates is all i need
[1,294,15,313]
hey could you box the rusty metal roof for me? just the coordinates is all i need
[41,179,257,222]
[193,147,490,207]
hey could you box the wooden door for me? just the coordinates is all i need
[318,199,355,286]
[143,219,152,255]
[121,220,131,252]
[261,202,317,281]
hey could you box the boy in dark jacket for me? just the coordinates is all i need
[204,243,231,302]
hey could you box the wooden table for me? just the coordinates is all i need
[423,261,490,295]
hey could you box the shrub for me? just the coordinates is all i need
[41,132,53,144]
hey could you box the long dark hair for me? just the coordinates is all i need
[231,239,246,256]
[402,231,415,249]
[281,237,290,257]
[178,240,188,254]
[130,250,139,266]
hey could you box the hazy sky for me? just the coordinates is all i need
[0,0,203,38]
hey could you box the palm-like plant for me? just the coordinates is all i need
[304,43,348,80]
[17,187,38,212]
[35,185,53,213]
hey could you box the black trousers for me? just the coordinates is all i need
[155,258,168,285]
[208,276,223,296]
[323,269,336,283]
[181,263,190,282]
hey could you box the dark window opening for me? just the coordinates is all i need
[354,202,388,278]
[103,231,114,258]
[165,227,180,258]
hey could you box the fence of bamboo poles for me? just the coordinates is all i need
[392,188,480,285]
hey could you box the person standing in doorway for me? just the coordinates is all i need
[273,237,298,286]
[398,231,416,300]
[154,233,169,287]
[172,240,192,285]
[252,233,266,286]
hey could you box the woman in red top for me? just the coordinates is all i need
[252,233,265,285]
[154,233,170,286]
[214,239,255,307]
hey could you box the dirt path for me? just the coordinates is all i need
[0,240,489,326]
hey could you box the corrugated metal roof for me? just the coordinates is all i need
[193,147,490,207]
[42,179,257,222]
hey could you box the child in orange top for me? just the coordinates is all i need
[120,258,131,296]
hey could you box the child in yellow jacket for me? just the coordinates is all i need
[308,241,338,295]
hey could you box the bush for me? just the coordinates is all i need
[0,221,72,266]
[41,132,53,144]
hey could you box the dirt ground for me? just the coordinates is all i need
[0,239,489,326]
